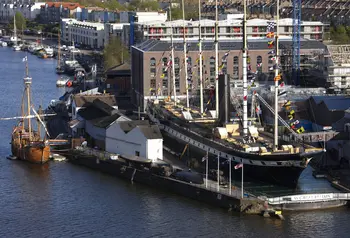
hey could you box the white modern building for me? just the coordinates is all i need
[119,11,167,24]
[136,17,325,41]
[61,18,131,49]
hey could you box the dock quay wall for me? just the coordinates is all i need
[66,150,264,214]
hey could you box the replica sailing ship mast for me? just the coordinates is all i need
[169,4,177,105]
[198,0,204,115]
[23,56,32,140]
[242,0,248,136]
[182,0,189,108]
[214,0,219,118]
[274,0,280,150]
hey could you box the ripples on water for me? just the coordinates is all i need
[1,47,350,237]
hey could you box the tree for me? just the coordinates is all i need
[14,11,26,31]
[128,0,160,11]
[103,37,130,70]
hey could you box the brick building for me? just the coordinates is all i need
[131,38,326,109]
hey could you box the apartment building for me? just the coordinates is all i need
[136,17,324,42]
[39,2,82,23]
[0,1,44,22]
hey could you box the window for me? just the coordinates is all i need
[150,57,156,67]
[209,56,215,84]
[135,151,140,156]
[233,56,239,65]
[162,57,168,66]
[150,79,156,89]
[174,57,180,67]
[284,26,289,32]
[233,66,239,77]
[257,56,262,72]
[150,68,156,78]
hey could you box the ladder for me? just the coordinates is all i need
[254,93,299,137]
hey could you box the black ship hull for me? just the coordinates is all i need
[160,124,319,188]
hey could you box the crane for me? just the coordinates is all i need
[292,0,301,86]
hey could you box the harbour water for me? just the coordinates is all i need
[1,47,350,237]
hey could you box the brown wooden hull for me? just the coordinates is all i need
[11,143,50,164]
[11,127,50,164]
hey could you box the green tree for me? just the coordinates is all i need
[171,8,182,20]
[103,37,130,70]
[14,11,26,31]
[128,0,160,11]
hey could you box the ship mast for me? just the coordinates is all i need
[24,57,32,141]
[57,29,61,68]
[214,0,219,118]
[274,0,280,150]
[182,0,189,108]
[198,0,204,115]
[242,0,248,136]
[13,14,17,45]
[169,3,177,105]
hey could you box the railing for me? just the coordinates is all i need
[267,193,350,205]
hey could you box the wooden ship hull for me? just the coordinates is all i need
[11,127,50,164]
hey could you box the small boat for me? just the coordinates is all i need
[6,155,17,160]
[13,45,21,51]
[56,76,70,87]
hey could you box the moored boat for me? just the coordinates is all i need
[10,57,50,164]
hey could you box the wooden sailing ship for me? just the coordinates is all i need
[10,58,50,164]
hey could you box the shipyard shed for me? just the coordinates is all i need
[105,120,163,162]
[307,96,350,127]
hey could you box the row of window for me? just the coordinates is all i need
[147,26,323,35]
[149,55,277,68]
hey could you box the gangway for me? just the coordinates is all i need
[266,193,350,209]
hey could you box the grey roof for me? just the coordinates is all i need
[118,120,163,139]
[133,38,326,52]
[91,113,123,128]
[312,96,350,111]
[138,125,163,139]
[105,63,131,76]
[73,94,117,107]
[78,99,117,120]
[119,120,150,133]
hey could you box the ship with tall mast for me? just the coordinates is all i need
[56,30,65,74]
[146,0,324,188]
[10,57,50,164]
[12,14,21,51]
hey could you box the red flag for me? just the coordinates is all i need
[280,82,285,87]
[243,95,247,101]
